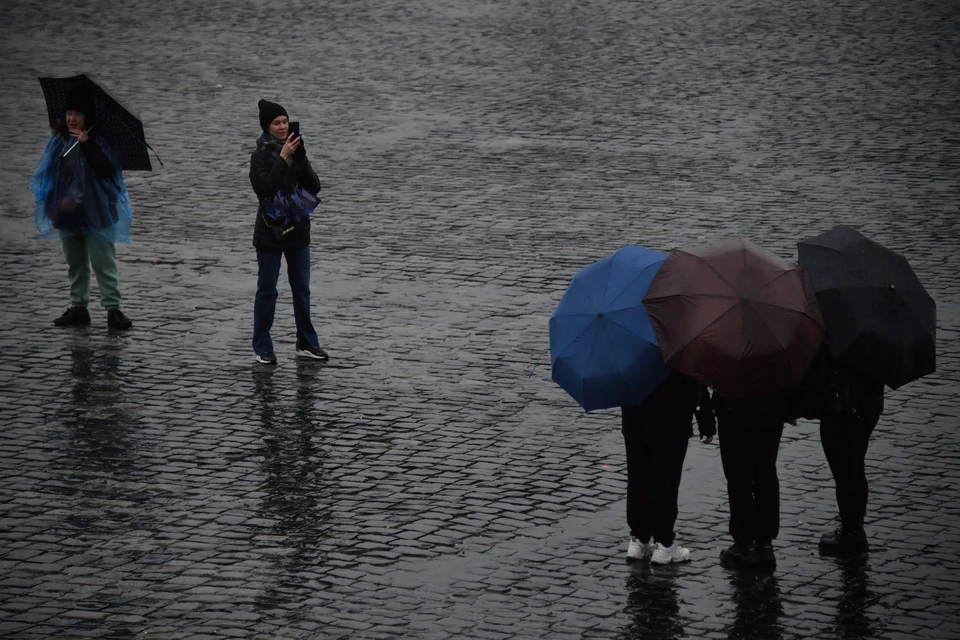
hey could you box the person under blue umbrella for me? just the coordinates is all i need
[623,373,714,564]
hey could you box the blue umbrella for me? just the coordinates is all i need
[550,246,668,412]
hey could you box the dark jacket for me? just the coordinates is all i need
[249,136,321,251]
[789,350,884,422]
[621,373,716,445]
[709,389,790,429]
[54,123,115,180]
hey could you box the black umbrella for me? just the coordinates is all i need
[38,73,160,171]
[797,226,936,389]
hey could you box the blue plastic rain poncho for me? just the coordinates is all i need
[29,132,133,243]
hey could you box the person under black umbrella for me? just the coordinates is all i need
[710,389,791,568]
[790,348,884,554]
[29,85,133,329]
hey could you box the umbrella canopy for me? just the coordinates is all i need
[643,237,824,399]
[39,74,155,171]
[797,227,936,389]
[550,246,669,412]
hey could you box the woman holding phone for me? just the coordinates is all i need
[249,99,326,365]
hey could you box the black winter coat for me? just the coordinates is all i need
[708,389,790,428]
[249,136,321,252]
[621,373,716,445]
[788,349,884,422]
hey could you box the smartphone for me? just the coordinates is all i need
[288,121,300,140]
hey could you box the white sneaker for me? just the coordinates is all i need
[650,542,691,565]
[626,536,653,560]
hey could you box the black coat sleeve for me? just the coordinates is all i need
[80,139,115,179]
[297,156,321,195]
[250,151,292,200]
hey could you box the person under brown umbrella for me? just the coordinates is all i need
[643,237,824,567]
[707,389,792,567]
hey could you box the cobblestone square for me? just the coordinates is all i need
[1,0,959,638]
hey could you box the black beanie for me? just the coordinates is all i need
[258,99,288,132]
[64,85,95,121]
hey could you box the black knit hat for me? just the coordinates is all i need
[258,99,288,132]
[64,85,96,121]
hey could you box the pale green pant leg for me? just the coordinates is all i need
[60,235,91,308]
[85,235,122,310]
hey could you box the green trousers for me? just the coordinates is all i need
[60,234,122,309]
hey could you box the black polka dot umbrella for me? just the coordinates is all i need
[38,73,160,172]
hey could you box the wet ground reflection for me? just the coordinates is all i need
[64,337,137,475]
[726,568,784,640]
[833,556,881,640]
[252,363,333,612]
[618,565,685,640]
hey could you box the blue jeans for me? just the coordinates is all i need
[253,245,320,355]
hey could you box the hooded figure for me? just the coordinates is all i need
[29,83,134,329]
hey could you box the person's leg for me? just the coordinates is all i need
[284,244,320,350]
[61,235,91,308]
[649,438,689,547]
[820,413,859,527]
[752,423,784,545]
[623,429,653,543]
[253,250,282,355]
[846,413,878,530]
[85,234,122,309]
[718,422,756,547]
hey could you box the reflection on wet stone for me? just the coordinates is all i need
[63,337,136,475]
[252,367,333,613]
[834,557,882,640]
[618,566,685,640]
[727,570,784,640]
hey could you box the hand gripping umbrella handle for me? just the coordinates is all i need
[61,122,98,158]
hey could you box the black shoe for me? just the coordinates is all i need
[819,525,868,555]
[254,352,278,365]
[296,341,329,361]
[720,543,759,568]
[107,309,132,329]
[754,542,776,566]
[54,306,91,327]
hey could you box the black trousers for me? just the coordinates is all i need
[622,434,688,546]
[718,422,784,546]
[820,411,878,530]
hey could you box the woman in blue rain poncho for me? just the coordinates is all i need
[30,85,133,329]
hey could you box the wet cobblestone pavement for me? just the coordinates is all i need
[2,0,960,638]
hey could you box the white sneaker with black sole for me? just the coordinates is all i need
[296,343,329,360]
[626,536,653,561]
[651,542,691,565]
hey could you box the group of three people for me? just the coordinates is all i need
[622,350,884,567]
[31,90,326,363]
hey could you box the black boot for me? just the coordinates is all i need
[54,306,91,327]
[819,525,868,555]
[107,308,132,330]
[720,543,759,568]
[754,542,776,566]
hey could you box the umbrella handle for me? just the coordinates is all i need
[61,139,81,158]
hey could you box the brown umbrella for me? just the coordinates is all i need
[642,237,825,399]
